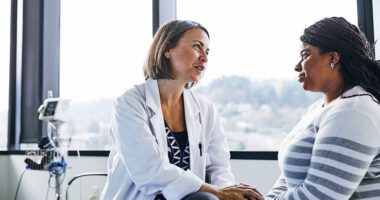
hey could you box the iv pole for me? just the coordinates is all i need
[36,92,70,200]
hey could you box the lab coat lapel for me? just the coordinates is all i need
[145,79,168,154]
[183,90,202,172]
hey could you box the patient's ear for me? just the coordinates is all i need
[329,52,340,66]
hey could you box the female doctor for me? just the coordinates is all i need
[100,20,263,200]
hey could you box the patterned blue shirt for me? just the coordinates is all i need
[165,123,190,171]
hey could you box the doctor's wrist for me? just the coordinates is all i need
[199,183,223,198]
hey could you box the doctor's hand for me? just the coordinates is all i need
[200,183,264,200]
[221,183,264,200]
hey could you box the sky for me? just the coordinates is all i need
[0,0,370,111]
[177,0,358,84]
[58,0,358,103]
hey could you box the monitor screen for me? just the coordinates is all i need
[43,101,58,116]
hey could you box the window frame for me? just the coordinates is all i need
[357,0,375,44]
[8,0,59,149]
[5,0,375,160]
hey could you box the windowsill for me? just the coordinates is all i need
[0,150,277,160]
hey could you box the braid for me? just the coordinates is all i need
[300,17,380,103]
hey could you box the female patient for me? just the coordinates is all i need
[101,20,263,200]
[267,17,380,199]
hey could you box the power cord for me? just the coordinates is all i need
[46,174,51,200]
[14,169,27,200]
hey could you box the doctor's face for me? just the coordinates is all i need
[166,28,209,84]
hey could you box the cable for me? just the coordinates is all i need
[46,174,52,200]
[14,169,27,200]
[48,170,66,188]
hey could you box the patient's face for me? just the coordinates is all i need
[294,43,334,92]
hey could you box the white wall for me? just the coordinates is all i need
[231,160,279,194]
[3,154,108,200]
[0,155,280,200]
[0,155,9,199]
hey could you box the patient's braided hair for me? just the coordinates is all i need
[300,17,380,103]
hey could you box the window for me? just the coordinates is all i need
[374,0,380,59]
[60,0,152,149]
[0,0,11,150]
[177,0,358,151]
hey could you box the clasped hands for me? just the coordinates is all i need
[217,183,264,200]
[201,183,264,200]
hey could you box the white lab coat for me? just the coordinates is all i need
[101,79,235,200]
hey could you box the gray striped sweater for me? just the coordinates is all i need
[266,86,380,200]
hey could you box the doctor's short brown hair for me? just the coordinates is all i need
[143,20,209,86]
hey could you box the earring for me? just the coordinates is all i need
[330,63,335,69]
[165,52,170,59]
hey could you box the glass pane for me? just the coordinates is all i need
[177,0,358,151]
[374,0,380,59]
[0,0,11,150]
[60,0,152,149]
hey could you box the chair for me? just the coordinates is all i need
[65,172,107,200]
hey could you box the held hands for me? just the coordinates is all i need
[200,183,264,200]
[218,183,264,200]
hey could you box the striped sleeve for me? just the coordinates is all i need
[266,175,287,199]
[268,109,380,200]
